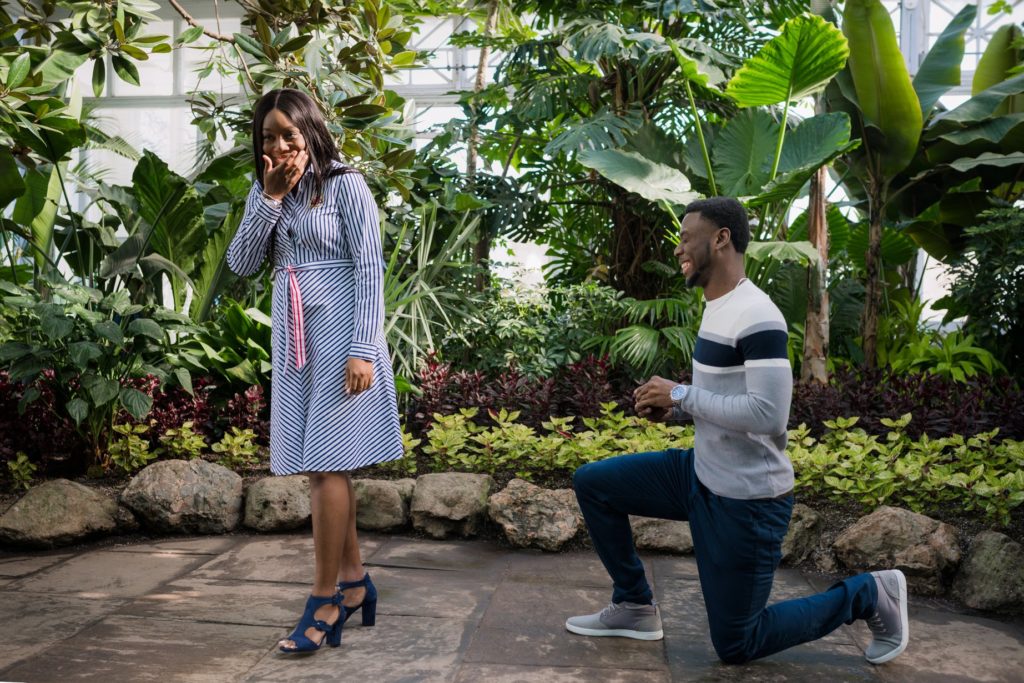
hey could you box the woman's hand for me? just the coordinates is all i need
[346,357,374,395]
[262,150,308,200]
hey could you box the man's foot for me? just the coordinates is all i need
[865,569,909,664]
[565,601,664,641]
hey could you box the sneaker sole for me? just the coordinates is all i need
[866,569,909,665]
[565,621,664,641]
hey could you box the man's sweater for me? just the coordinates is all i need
[676,279,794,499]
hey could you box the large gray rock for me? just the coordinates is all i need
[410,473,493,539]
[488,479,582,551]
[953,531,1024,614]
[781,503,823,566]
[120,459,243,534]
[243,475,310,532]
[833,506,960,595]
[630,516,693,554]
[355,478,415,531]
[0,479,121,548]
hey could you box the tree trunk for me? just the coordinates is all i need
[802,167,829,383]
[861,181,883,367]
[469,0,500,291]
[610,187,664,301]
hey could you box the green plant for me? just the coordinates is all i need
[108,423,157,475]
[888,330,1004,382]
[6,452,36,490]
[936,207,1024,373]
[171,298,272,387]
[212,427,262,469]
[158,421,207,460]
[0,279,196,468]
[789,415,1024,525]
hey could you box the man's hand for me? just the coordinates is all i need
[634,376,679,419]
[346,357,374,395]
[262,150,308,200]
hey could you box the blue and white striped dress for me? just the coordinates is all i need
[227,161,404,474]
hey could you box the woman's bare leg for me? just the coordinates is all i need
[279,471,347,648]
[338,475,366,608]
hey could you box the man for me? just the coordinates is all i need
[565,197,908,665]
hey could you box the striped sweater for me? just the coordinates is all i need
[676,279,794,499]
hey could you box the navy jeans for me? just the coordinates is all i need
[573,448,878,664]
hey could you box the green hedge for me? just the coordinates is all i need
[374,406,1024,525]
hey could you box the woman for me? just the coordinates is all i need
[227,88,404,654]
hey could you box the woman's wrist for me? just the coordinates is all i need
[261,190,284,206]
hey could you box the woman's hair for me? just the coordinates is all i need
[251,88,342,202]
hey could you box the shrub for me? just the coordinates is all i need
[408,354,643,436]
[791,367,1024,441]
[6,452,36,490]
[158,421,208,460]
[212,427,263,469]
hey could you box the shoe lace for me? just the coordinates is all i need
[867,610,886,635]
[600,602,625,619]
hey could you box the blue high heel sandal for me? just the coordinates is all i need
[338,573,377,626]
[279,592,343,654]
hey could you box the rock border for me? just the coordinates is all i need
[0,463,1019,616]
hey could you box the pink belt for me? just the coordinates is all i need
[275,259,353,370]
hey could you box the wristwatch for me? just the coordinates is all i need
[670,383,689,404]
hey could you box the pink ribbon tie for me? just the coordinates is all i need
[286,265,306,369]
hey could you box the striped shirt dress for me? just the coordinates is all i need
[226,161,404,474]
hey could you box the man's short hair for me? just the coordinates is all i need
[683,197,750,254]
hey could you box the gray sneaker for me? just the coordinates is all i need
[865,569,909,664]
[565,601,664,641]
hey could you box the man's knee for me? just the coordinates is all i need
[711,632,756,665]
[572,462,598,495]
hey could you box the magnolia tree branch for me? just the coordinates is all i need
[167,0,236,43]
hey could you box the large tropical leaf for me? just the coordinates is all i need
[748,138,860,208]
[929,72,1024,136]
[842,0,923,176]
[913,4,976,115]
[0,148,25,208]
[578,148,697,205]
[746,240,819,267]
[788,203,852,256]
[925,113,1024,164]
[131,151,206,309]
[726,13,848,107]
[972,24,1024,116]
[11,166,60,273]
[544,108,644,155]
[711,109,778,196]
[910,151,1024,180]
[777,113,853,174]
[846,223,918,269]
[189,207,241,322]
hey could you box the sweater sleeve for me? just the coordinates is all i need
[680,323,792,435]
[337,173,385,361]
[227,182,282,277]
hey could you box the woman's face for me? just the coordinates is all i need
[261,108,306,166]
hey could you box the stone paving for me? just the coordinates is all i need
[0,532,1022,682]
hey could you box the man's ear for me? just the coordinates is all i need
[715,227,732,251]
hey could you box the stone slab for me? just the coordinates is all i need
[107,536,240,555]
[10,549,204,598]
[242,615,467,682]
[369,535,509,573]
[0,552,72,577]
[465,623,668,672]
[193,534,385,584]
[846,603,1024,683]
[504,549,651,588]
[0,593,125,670]
[664,637,877,682]
[454,664,672,682]
[0,615,280,682]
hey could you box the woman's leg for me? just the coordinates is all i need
[279,471,348,648]
[338,474,367,608]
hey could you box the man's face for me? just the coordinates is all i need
[673,212,716,289]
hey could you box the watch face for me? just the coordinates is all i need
[671,385,686,401]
